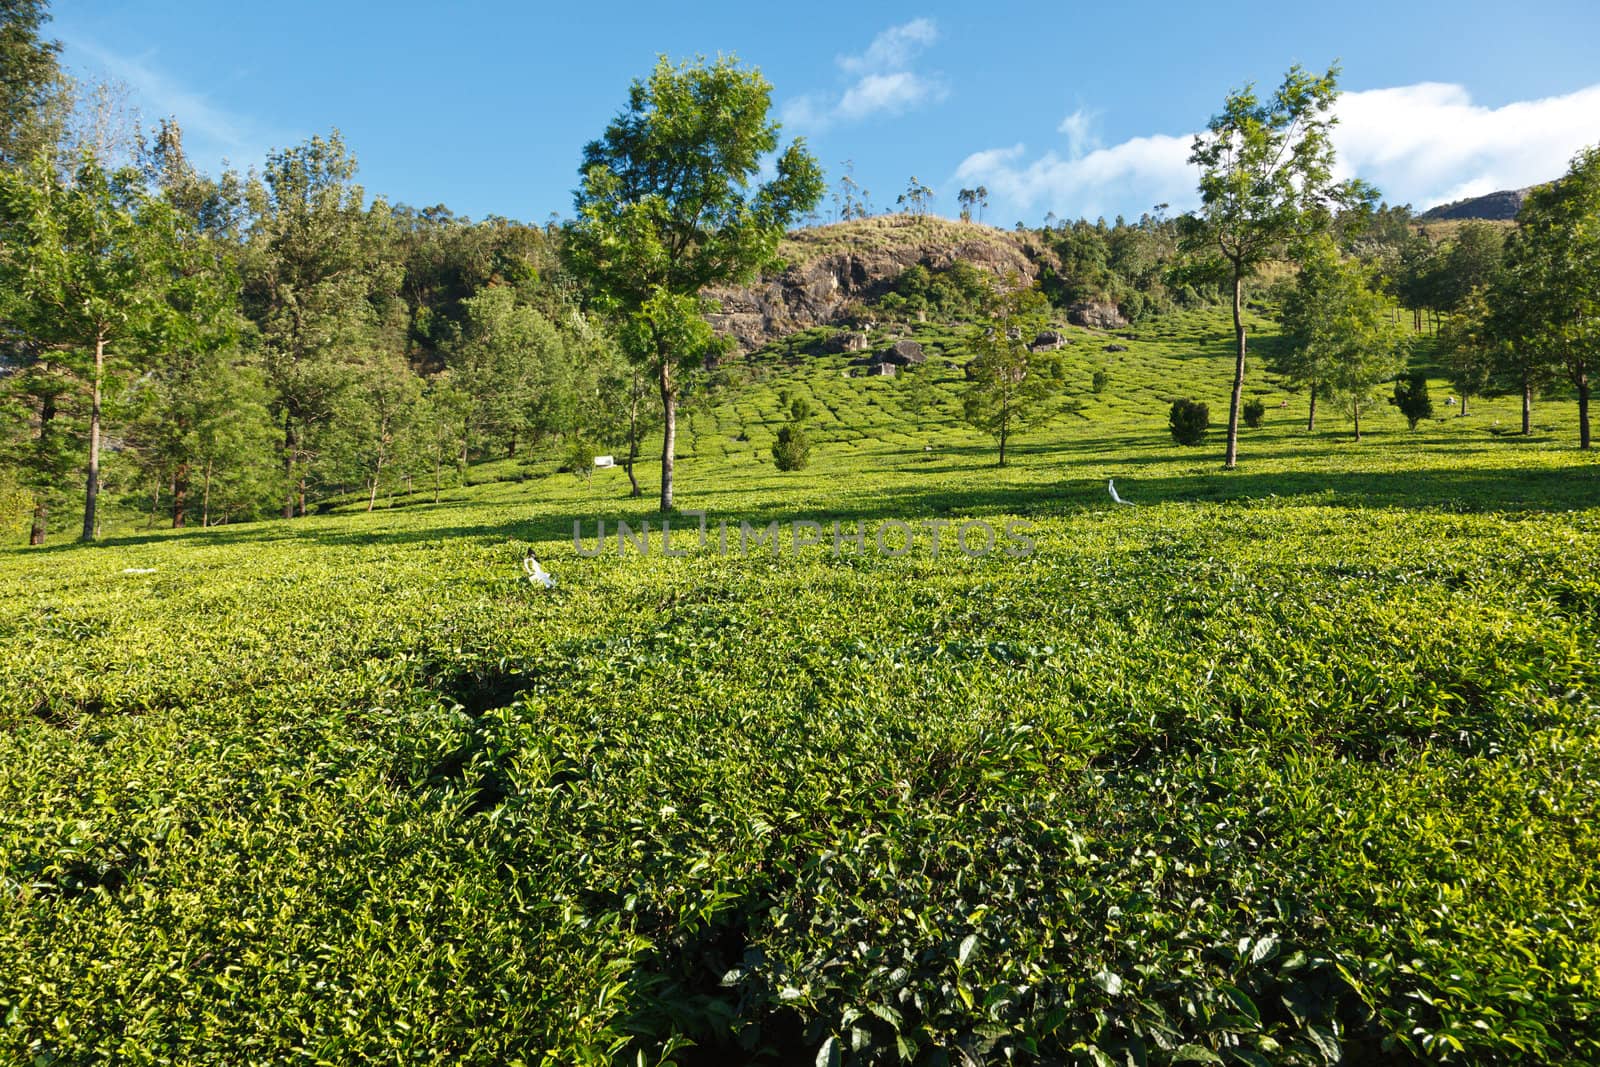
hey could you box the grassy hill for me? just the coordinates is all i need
[3,309,1598,1064]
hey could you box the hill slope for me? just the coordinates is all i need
[3,309,1599,1064]
[706,214,1052,351]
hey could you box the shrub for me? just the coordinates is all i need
[771,424,811,470]
[1091,370,1109,394]
[1391,374,1434,429]
[1169,398,1210,445]
[1243,397,1266,428]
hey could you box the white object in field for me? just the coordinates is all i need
[121,567,157,574]
[593,455,615,468]
[1108,479,1134,506]
[522,552,556,589]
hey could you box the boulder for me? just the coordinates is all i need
[878,339,926,366]
[827,331,870,354]
[1031,329,1065,351]
[1067,301,1128,330]
[1103,343,1128,353]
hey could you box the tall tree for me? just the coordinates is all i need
[0,151,181,541]
[1178,64,1370,468]
[567,55,823,511]
[1497,146,1599,449]
[0,0,62,166]
[241,132,402,517]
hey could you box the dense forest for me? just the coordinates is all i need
[1,0,1594,544]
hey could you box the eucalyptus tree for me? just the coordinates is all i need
[1179,64,1372,467]
[0,151,183,541]
[567,55,823,511]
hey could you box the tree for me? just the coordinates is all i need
[241,132,403,517]
[1178,64,1370,468]
[1434,222,1505,313]
[771,397,812,471]
[0,0,62,166]
[897,175,933,216]
[1497,145,1599,449]
[1390,374,1433,429]
[566,55,823,512]
[961,282,1061,466]
[1274,239,1352,431]
[1438,286,1499,416]
[975,185,989,224]
[957,187,977,223]
[0,151,183,541]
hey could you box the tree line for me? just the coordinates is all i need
[2,0,1594,544]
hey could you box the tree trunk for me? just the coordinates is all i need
[1522,378,1533,435]
[1353,402,1361,442]
[658,356,676,512]
[172,462,189,528]
[625,392,643,498]
[1579,371,1591,450]
[282,412,296,519]
[1461,393,1469,417]
[202,459,213,528]
[80,333,105,543]
[1307,387,1317,432]
[1225,269,1246,469]
[29,391,55,545]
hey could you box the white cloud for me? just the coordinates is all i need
[954,81,1600,223]
[782,18,946,134]
[838,18,938,75]
[61,34,278,173]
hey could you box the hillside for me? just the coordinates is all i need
[706,214,1053,351]
[1419,186,1534,221]
[4,308,1599,1062]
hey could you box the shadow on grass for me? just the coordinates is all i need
[19,457,1598,558]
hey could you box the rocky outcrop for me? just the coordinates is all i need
[1066,301,1128,330]
[1420,187,1534,222]
[827,332,870,354]
[705,216,1049,352]
[879,340,926,366]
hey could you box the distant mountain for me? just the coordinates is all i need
[1419,187,1535,222]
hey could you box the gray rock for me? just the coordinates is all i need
[1067,301,1128,330]
[878,339,926,366]
[1032,329,1065,351]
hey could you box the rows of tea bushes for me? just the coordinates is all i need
[2,489,1597,1064]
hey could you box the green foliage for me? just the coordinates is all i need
[0,0,62,166]
[1494,144,1600,449]
[961,282,1061,466]
[1243,397,1266,428]
[1391,374,1434,429]
[1091,368,1109,394]
[1178,63,1373,467]
[566,54,824,509]
[1276,238,1409,436]
[1169,397,1210,444]
[770,422,810,470]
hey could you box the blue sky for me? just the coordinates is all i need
[50,0,1600,227]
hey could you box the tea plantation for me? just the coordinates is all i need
[3,310,1598,1065]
